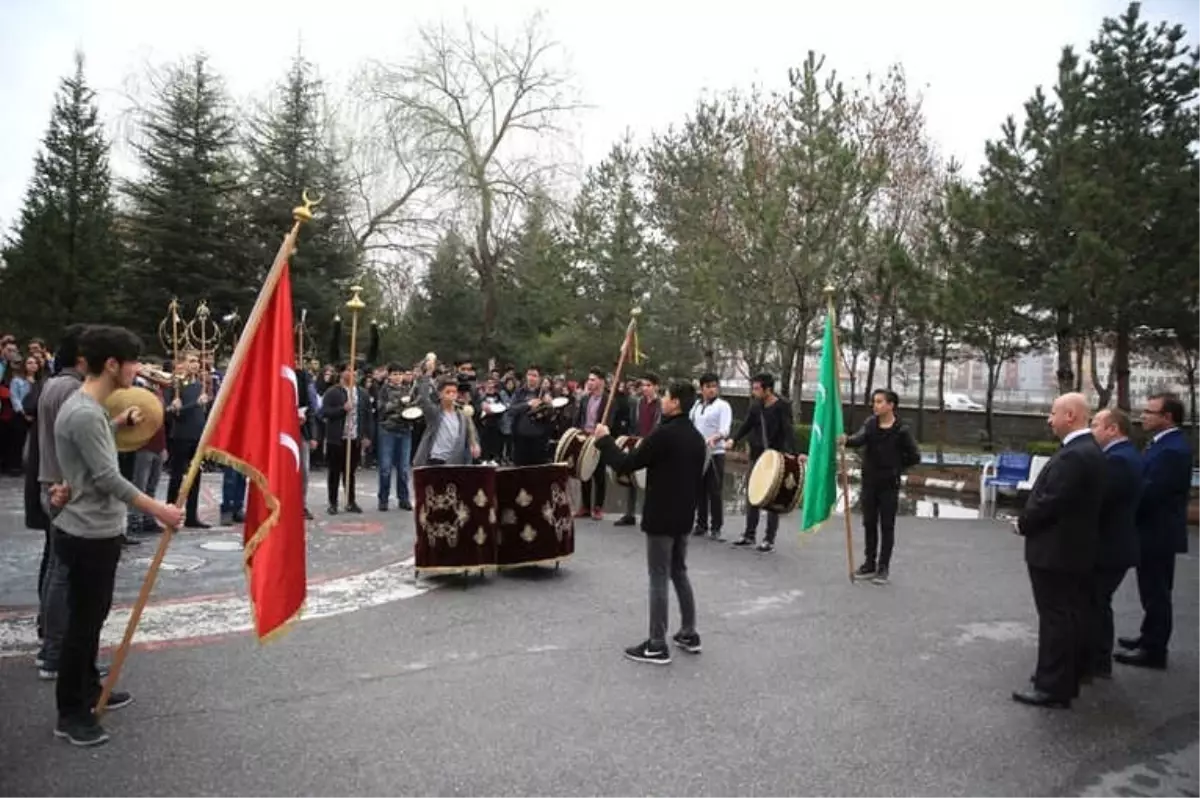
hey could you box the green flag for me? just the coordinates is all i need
[800,311,844,533]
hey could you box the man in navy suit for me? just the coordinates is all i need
[1013,393,1106,709]
[1116,393,1194,670]
[1087,408,1143,679]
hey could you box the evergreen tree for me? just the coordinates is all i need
[399,230,482,361]
[567,140,655,374]
[496,190,575,369]
[121,54,248,347]
[244,53,357,343]
[0,52,123,338]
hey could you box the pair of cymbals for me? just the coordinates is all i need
[105,387,165,452]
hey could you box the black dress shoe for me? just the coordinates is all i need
[184,520,211,530]
[345,503,363,514]
[1113,649,1167,670]
[1117,636,1141,650]
[1012,688,1071,709]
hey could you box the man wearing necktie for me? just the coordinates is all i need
[1115,392,1193,670]
[1012,393,1106,709]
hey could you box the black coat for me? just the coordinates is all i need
[320,384,374,446]
[1095,439,1143,570]
[595,412,707,537]
[1017,431,1106,573]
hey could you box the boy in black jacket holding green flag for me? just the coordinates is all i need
[841,388,921,585]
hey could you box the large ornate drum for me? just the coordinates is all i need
[610,436,647,490]
[495,464,575,568]
[554,427,600,482]
[747,449,805,515]
[413,465,498,575]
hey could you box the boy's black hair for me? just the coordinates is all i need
[872,388,900,408]
[79,325,143,376]
[666,380,696,414]
[752,373,775,392]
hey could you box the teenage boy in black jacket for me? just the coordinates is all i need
[595,379,708,666]
[727,373,796,552]
[841,388,921,585]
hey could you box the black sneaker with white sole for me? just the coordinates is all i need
[54,719,110,747]
[756,541,775,553]
[731,536,755,548]
[93,690,133,712]
[871,567,890,585]
[672,631,702,654]
[854,563,877,580]
[624,640,672,665]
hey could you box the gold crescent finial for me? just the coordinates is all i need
[292,189,323,223]
[346,285,366,311]
[823,285,836,298]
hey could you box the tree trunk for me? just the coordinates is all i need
[1114,318,1132,411]
[793,344,808,423]
[1074,337,1086,392]
[779,341,797,400]
[1054,306,1075,393]
[984,354,1001,450]
[916,331,928,442]
[1089,337,1115,410]
[936,328,949,464]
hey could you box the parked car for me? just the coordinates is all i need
[943,392,985,411]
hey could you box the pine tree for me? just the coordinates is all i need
[497,190,575,367]
[0,52,123,338]
[120,54,248,347]
[567,140,655,373]
[399,230,482,361]
[244,53,357,342]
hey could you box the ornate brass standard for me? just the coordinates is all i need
[186,300,223,396]
[157,298,185,382]
[342,285,367,490]
[295,308,314,368]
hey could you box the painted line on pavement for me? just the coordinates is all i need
[0,557,433,659]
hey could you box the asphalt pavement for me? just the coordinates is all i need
[0,472,1195,796]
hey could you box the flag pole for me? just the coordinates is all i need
[600,307,641,425]
[341,287,366,495]
[96,192,319,718]
[823,285,855,583]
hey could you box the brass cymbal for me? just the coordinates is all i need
[105,387,165,453]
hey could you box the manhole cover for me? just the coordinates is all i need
[200,540,244,552]
[132,554,206,572]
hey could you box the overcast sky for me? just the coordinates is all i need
[1,0,1196,230]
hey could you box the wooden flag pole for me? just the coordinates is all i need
[600,307,641,425]
[341,287,366,494]
[824,286,856,583]
[96,192,319,718]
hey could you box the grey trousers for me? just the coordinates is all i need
[126,450,163,533]
[37,487,69,668]
[647,534,696,645]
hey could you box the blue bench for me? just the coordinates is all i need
[981,452,1033,509]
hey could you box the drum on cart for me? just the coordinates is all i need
[746,449,805,515]
[554,427,600,482]
[609,435,647,490]
[495,464,575,568]
[412,465,498,575]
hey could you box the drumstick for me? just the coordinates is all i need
[600,308,641,427]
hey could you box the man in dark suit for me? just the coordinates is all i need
[1013,393,1106,709]
[1087,408,1143,679]
[594,379,708,666]
[1116,392,1194,670]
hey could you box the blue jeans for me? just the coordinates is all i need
[221,467,247,513]
[377,429,412,506]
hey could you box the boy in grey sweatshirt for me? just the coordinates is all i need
[50,325,183,748]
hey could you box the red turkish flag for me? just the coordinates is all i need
[202,263,306,640]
